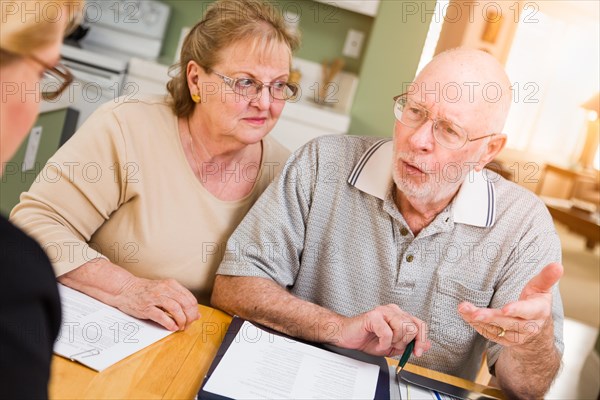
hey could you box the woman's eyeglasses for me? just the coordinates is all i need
[211,70,299,101]
[28,54,74,101]
[1,48,74,101]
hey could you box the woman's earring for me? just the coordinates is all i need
[191,93,201,103]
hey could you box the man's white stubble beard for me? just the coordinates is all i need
[392,147,486,206]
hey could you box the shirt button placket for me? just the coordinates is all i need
[400,226,414,263]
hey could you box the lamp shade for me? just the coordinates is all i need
[578,92,600,169]
[581,92,600,114]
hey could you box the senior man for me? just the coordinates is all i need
[211,48,563,398]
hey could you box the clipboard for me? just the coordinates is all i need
[198,316,390,400]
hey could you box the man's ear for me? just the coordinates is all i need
[476,134,507,171]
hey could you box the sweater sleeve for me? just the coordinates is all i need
[10,102,131,276]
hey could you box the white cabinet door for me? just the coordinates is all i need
[123,58,170,96]
[269,98,351,152]
[314,0,379,17]
[269,117,342,152]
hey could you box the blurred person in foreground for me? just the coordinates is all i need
[0,0,83,397]
[212,48,564,399]
[10,0,299,331]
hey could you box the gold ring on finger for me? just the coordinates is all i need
[497,327,506,338]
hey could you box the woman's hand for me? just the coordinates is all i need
[58,259,200,331]
[115,276,200,331]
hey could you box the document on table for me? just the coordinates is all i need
[202,321,380,399]
[399,381,458,400]
[54,284,174,371]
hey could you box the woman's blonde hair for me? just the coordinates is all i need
[167,0,301,118]
[0,0,83,65]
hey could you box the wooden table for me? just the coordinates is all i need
[49,305,230,399]
[543,197,600,249]
[49,305,505,399]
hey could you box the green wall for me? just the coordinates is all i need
[159,0,204,64]
[0,110,68,216]
[348,0,435,136]
[160,0,374,75]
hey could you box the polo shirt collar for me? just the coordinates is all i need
[347,139,496,228]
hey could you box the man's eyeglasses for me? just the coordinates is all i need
[211,70,298,101]
[1,48,74,101]
[393,93,496,150]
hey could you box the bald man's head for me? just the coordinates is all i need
[409,48,512,135]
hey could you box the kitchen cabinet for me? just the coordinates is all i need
[269,101,350,152]
[123,57,171,96]
[314,0,379,17]
[268,57,357,151]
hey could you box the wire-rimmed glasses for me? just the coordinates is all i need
[393,93,496,150]
[212,70,298,101]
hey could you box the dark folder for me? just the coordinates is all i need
[198,316,390,400]
[398,370,504,400]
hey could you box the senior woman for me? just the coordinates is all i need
[0,0,83,397]
[11,0,299,332]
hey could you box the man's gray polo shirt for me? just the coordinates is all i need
[217,135,564,380]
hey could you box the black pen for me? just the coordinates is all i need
[395,338,416,375]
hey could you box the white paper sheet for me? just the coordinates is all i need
[54,284,174,371]
[399,380,459,400]
[203,321,380,399]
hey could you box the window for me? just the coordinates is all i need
[503,2,599,167]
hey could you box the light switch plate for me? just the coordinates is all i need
[23,126,42,172]
[342,29,365,59]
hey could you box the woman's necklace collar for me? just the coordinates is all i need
[186,116,204,179]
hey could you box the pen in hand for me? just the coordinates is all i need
[395,338,416,375]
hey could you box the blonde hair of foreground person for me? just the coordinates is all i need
[167,0,301,118]
[0,0,83,65]
[1,0,82,171]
